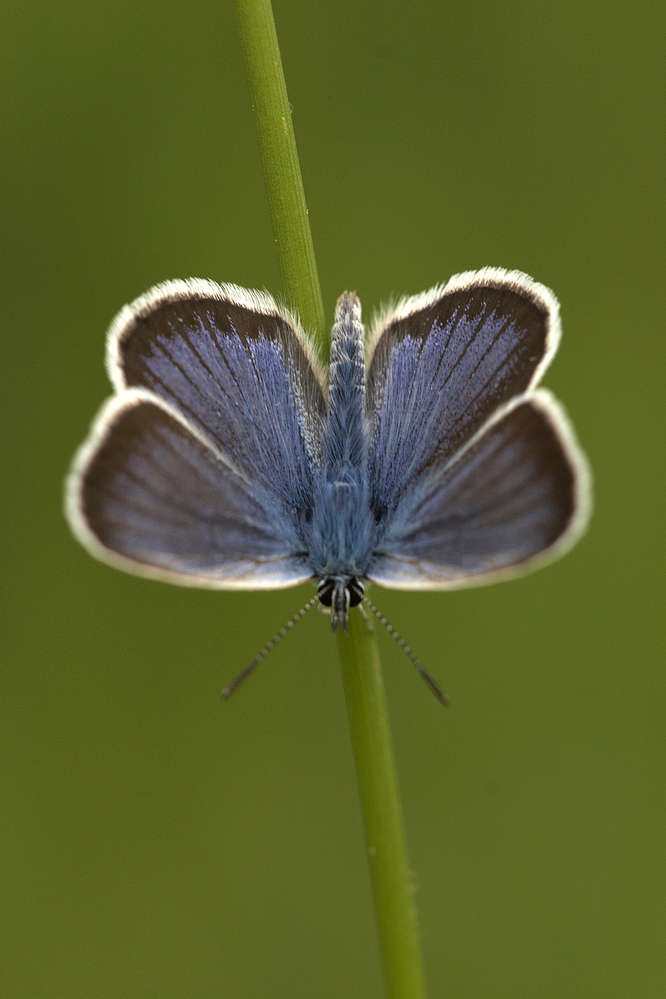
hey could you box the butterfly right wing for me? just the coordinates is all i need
[67,392,314,588]
[66,281,327,588]
[108,280,327,511]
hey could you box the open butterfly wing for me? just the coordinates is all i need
[366,269,561,518]
[67,282,325,588]
[366,270,589,587]
[108,280,326,509]
[367,393,590,588]
[67,393,314,588]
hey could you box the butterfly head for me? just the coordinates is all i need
[317,576,365,633]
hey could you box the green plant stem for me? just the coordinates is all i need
[234,2,428,996]
[234,0,326,350]
[338,613,428,999]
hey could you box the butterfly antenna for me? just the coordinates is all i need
[220,596,318,699]
[362,596,450,706]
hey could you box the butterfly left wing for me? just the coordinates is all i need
[365,268,562,519]
[365,269,590,587]
[367,392,590,588]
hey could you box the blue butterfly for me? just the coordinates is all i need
[66,268,590,698]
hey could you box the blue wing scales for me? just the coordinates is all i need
[108,280,326,512]
[368,392,589,588]
[366,270,560,519]
[68,281,326,587]
[68,393,313,588]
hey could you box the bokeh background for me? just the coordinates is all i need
[3,1,663,996]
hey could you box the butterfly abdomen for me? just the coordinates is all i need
[323,292,366,471]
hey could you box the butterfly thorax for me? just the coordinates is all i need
[308,473,374,568]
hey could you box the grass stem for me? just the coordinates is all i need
[235,0,326,351]
[235,3,429,994]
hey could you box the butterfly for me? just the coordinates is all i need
[66,268,590,699]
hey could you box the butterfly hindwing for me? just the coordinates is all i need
[108,280,327,511]
[365,269,561,520]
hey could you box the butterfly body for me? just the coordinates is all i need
[67,268,590,640]
[306,292,374,624]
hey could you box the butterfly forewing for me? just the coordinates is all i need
[368,391,589,588]
[68,393,313,588]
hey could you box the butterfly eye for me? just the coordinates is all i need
[348,579,364,607]
[317,579,334,607]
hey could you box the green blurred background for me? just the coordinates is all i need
[3,1,663,996]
